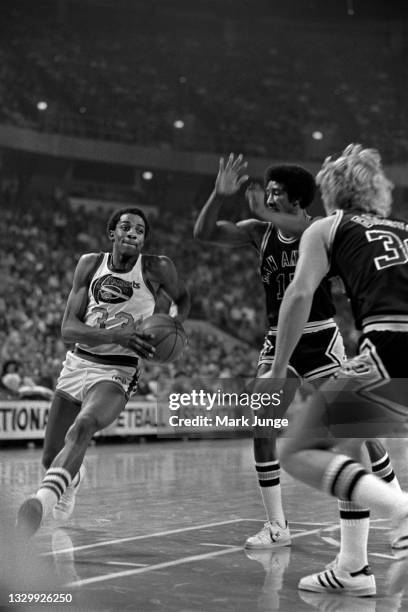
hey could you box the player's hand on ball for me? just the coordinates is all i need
[137,314,187,364]
[215,153,249,196]
[129,331,156,360]
[114,326,156,359]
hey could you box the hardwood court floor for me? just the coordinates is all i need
[1,438,408,611]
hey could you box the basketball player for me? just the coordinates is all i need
[17,207,190,537]
[266,144,408,595]
[194,154,400,570]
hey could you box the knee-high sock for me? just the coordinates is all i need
[337,500,370,572]
[365,441,401,491]
[256,461,286,526]
[333,440,400,570]
[322,455,408,518]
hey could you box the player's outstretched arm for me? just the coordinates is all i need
[148,256,190,323]
[193,153,253,247]
[61,254,155,358]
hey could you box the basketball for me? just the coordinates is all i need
[138,314,188,364]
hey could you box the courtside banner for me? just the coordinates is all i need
[0,401,171,440]
[0,400,249,440]
[0,401,50,440]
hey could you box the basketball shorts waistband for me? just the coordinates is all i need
[74,346,139,367]
[362,315,408,334]
[266,318,337,335]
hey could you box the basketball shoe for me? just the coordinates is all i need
[298,564,376,597]
[244,520,291,549]
[53,465,85,521]
[16,497,44,538]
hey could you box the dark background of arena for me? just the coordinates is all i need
[1,0,407,398]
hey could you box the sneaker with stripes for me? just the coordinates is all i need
[325,555,339,571]
[298,565,376,597]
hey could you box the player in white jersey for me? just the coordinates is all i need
[16,207,190,537]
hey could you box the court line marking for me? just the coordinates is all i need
[321,536,340,547]
[369,525,392,531]
[66,526,337,587]
[370,553,398,560]
[233,519,388,526]
[199,543,239,548]
[291,519,389,526]
[104,562,148,567]
[45,518,248,556]
[291,528,323,539]
[290,521,341,526]
[67,546,242,587]
[60,521,399,587]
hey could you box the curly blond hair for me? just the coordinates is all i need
[316,144,393,217]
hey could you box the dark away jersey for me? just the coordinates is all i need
[329,210,408,330]
[259,224,335,327]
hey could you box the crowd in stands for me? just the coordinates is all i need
[1,1,407,162]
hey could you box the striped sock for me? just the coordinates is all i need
[256,461,286,526]
[367,445,401,491]
[36,467,72,516]
[322,455,368,501]
[322,454,408,516]
[337,500,370,572]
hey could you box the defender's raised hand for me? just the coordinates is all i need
[215,153,249,196]
[245,182,266,217]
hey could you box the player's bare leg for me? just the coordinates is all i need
[16,382,127,538]
[42,393,86,520]
[42,392,81,470]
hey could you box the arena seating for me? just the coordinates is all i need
[1,1,407,161]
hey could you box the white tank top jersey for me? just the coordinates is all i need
[76,252,155,363]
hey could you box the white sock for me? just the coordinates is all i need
[353,474,408,518]
[256,461,286,526]
[36,467,72,516]
[337,500,369,572]
[322,454,408,518]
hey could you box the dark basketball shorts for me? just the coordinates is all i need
[318,330,408,438]
[258,320,346,381]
